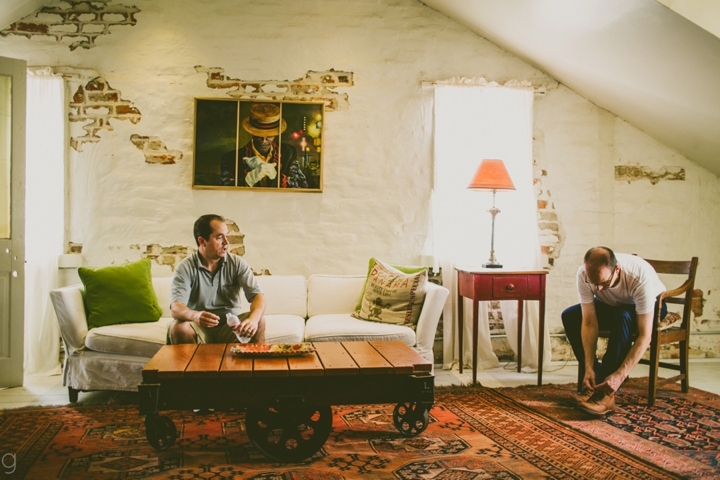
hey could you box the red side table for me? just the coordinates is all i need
[455,267,548,385]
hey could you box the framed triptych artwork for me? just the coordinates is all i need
[193,99,324,191]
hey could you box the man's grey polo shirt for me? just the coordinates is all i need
[170,252,262,317]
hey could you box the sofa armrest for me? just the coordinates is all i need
[414,282,449,358]
[50,284,88,354]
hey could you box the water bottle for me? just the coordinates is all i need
[226,313,252,343]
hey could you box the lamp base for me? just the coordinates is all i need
[482,263,503,269]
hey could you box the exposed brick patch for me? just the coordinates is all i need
[130,134,182,164]
[69,76,141,151]
[140,220,245,271]
[0,0,140,51]
[535,165,565,269]
[67,242,82,254]
[252,269,271,276]
[615,165,685,185]
[194,67,354,111]
[141,244,193,270]
[692,289,704,317]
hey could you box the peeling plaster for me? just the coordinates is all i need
[194,66,354,111]
[140,220,245,271]
[0,0,140,51]
[130,134,182,164]
[534,131,565,269]
[615,165,685,185]
[69,76,141,151]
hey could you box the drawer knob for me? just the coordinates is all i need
[505,284,515,292]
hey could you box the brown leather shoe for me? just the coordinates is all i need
[570,388,594,405]
[576,392,615,416]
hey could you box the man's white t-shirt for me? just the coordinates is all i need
[576,253,666,315]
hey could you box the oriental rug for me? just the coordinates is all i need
[498,378,720,479]
[2,383,714,479]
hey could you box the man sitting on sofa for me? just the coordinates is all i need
[168,214,266,344]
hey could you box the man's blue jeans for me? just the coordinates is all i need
[561,299,665,383]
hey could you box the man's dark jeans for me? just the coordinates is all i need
[561,299,666,383]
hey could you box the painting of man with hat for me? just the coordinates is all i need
[219,102,308,188]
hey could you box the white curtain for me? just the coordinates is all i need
[24,68,64,376]
[433,84,550,372]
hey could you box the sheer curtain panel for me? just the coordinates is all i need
[433,84,550,372]
[24,68,64,376]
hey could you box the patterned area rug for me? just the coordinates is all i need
[1,384,705,479]
[498,378,720,479]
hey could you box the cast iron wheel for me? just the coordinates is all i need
[245,405,332,462]
[393,402,430,437]
[145,414,177,450]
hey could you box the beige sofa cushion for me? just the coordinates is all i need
[264,314,306,343]
[240,275,307,317]
[304,313,416,345]
[85,317,173,357]
[307,275,366,316]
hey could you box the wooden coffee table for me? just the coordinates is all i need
[138,341,434,462]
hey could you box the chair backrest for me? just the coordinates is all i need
[643,257,699,328]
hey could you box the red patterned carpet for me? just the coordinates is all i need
[498,378,720,479]
[2,382,715,479]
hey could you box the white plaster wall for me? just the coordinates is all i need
[1,0,718,356]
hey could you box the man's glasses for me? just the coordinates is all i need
[592,265,618,289]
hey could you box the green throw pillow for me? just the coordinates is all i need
[78,258,163,329]
[355,258,429,310]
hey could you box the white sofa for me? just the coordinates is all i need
[50,274,449,402]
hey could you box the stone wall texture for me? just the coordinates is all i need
[2,0,718,363]
[0,0,140,50]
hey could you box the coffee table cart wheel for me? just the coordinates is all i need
[144,414,177,450]
[393,402,430,437]
[245,405,333,462]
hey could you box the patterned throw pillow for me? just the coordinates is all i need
[352,259,428,328]
[354,258,428,310]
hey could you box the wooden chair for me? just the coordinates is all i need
[577,257,699,406]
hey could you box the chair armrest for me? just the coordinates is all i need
[50,284,88,354]
[414,282,450,354]
[658,277,694,300]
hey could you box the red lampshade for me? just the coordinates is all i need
[468,159,516,191]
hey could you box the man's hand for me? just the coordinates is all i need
[193,310,219,328]
[597,372,625,394]
[582,369,597,392]
[234,316,260,338]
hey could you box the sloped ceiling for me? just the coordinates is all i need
[1,0,719,175]
[421,0,720,176]
[0,0,45,33]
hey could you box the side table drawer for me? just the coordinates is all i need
[492,276,528,299]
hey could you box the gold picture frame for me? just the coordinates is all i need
[193,98,324,191]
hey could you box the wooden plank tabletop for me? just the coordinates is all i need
[313,342,360,376]
[371,341,432,374]
[253,357,290,377]
[219,343,253,378]
[142,341,430,381]
[342,341,393,375]
[185,343,226,379]
[143,344,198,380]
[288,351,325,377]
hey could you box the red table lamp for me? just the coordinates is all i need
[468,159,516,268]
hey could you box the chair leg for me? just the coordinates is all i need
[648,342,660,407]
[69,387,79,403]
[680,338,690,393]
